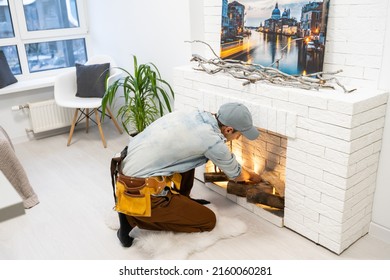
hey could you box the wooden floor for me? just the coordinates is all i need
[1,124,390,260]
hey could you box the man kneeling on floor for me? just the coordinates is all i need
[113,102,262,247]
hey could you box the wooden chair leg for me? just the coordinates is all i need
[106,107,123,134]
[86,108,89,133]
[95,109,107,148]
[67,109,79,146]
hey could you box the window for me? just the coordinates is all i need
[0,0,88,79]
[0,1,14,38]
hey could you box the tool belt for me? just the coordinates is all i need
[110,146,181,217]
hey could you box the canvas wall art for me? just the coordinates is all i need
[220,0,330,76]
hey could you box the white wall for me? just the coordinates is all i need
[372,0,390,242]
[86,0,193,83]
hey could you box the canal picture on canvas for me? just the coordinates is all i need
[220,0,330,76]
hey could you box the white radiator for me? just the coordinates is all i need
[27,99,74,134]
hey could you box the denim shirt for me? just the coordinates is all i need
[121,108,241,179]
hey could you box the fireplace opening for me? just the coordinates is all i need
[203,129,287,220]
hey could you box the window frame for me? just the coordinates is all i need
[0,0,89,81]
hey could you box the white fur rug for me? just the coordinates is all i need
[105,205,247,259]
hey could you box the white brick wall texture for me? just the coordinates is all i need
[173,0,390,255]
[173,64,388,254]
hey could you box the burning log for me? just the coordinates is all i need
[204,170,285,208]
[205,170,285,197]
[227,181,253,197]
[261,171,285,197]
[246,183,285,209]
[204,172,229,182]
[227,181,284,209]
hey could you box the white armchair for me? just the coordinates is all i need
[54,55,123,148]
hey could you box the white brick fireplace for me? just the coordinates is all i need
[173,65,388,254]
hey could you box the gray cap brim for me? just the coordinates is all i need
[241,126,260,140]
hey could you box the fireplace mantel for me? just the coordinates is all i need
[173,64,388,254]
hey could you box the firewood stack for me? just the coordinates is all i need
[204,170,285,209]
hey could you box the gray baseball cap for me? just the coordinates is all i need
[217,102,259,140]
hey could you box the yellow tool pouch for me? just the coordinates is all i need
[114,178,152,217]
[110,146,182,217]
[114,174,169,217]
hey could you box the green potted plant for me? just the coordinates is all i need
[101,55,174,135]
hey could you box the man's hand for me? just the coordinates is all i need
[233,167,262,183]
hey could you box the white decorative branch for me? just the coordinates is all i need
[186,40,356,93]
